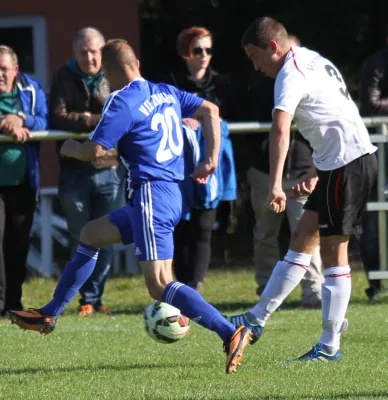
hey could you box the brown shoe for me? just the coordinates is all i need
[79,304,94,316]
[224,326,252,374]
[95,305,112,315]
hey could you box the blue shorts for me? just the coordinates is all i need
[108,181,182,261]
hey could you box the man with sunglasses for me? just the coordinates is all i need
[0,45,48,317]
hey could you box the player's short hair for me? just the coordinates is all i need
[176,26,213,59]
[241,17,289,50]
[73,26,105,50]
[0,45,18,66]
[101,39,138,70]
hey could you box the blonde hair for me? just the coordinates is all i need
[0,45,18,66]
[101,39,138,71]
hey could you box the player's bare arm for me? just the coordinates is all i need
[60,139,107,160]
[268,109,293,213]
[190,100,221,184]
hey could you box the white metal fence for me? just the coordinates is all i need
[1,118,388,280]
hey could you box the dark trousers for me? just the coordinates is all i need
[173,208,217,289]
[0,182,36,313]
[360,182,381,294]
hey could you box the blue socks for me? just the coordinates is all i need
[162,281,236,343]
[40,242,99,316]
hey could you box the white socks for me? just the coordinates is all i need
[249,250,312,325]
[319,266,351,352]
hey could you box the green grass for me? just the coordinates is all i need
[1,268,388,400]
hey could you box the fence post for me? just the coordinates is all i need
[377,123,387,278]
[40,193,53,276]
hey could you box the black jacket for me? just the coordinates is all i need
[163,66,233,120]
[49,65,119,170]
[242,71,313,179]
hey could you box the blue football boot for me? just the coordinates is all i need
[287,344,342,362]
[224,313,264,344]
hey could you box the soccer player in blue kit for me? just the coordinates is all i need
[8,39,252,374]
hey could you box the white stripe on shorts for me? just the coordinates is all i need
[141,183,157,260]
[146,182,158,259]
[141,184,152,259]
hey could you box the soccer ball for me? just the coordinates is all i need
[144,301,190,344]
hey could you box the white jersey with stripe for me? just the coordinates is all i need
[274,46,376,171]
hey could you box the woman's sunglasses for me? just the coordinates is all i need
[192,47,213,56]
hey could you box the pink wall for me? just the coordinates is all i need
[1,1,140,186]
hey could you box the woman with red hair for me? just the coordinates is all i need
[163,26,236,292]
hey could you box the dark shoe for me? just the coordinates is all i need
[224,326,253,374]
[365,287,380,304]
[95,305,113,315]
[7,309,57,334]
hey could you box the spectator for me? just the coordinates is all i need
[178,121,237,291]
[359,29,388,303]
[241,35,323,308]
[49,27,125,316]
[163,26,237,291]
[0,45,48,316]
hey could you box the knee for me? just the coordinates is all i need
[146,280,166,301]
[80,222,98,247]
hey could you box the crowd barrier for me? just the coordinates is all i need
[1,118,388,281]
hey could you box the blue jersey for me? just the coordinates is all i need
[90,78,204,187]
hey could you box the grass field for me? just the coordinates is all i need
[1,268,388,400]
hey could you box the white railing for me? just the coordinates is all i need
[1,118,388,280]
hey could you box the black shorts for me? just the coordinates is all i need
[304,153,377,236]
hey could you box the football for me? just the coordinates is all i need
[144,301,190,344]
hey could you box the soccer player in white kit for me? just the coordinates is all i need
[227,17,378,361]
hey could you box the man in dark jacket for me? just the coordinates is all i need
[49,27,125,316]
[359,37,388,302]
[0,45,48,316]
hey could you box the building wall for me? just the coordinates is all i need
[1,1,140,186]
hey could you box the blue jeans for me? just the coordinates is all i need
[59,165,126,306]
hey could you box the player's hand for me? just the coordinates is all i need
[291,174,318,198]
[182,118,200,130]
[191,160,217,184]
[267,187,287,213]
[9,127,31,143]
[60,139,80,158]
